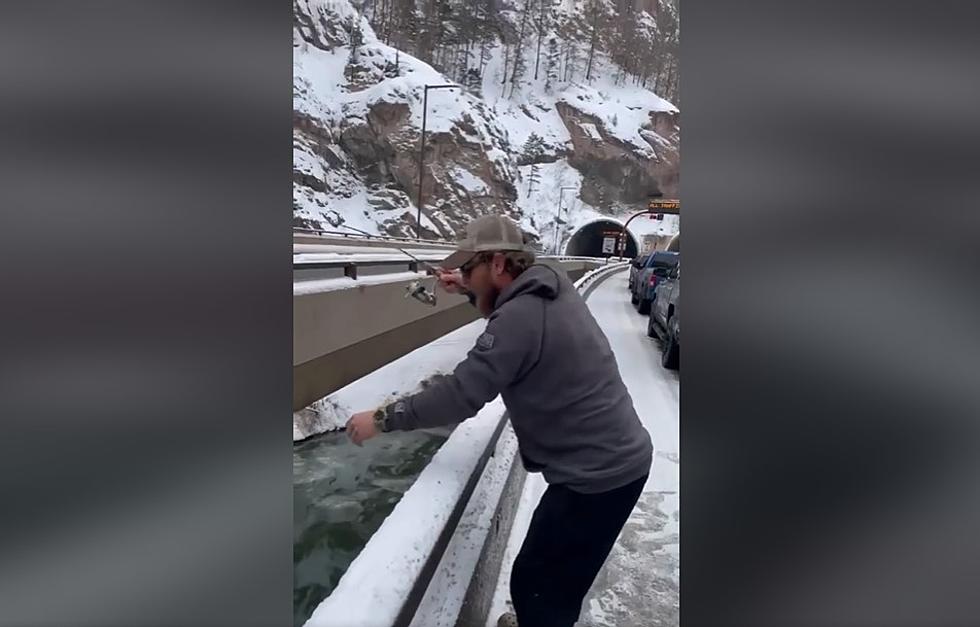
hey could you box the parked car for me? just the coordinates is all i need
[631,251,678,315]
[648,260,679,369]
[627,254,650,293]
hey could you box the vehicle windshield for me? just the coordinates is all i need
[647,253,678,268]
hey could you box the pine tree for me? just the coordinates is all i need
[463,67,482,95]
[520,132,547,164]
[392,0,420,54]
[346,15,364,82]
[545,35,560,92]
[562,38,579,82]
[472,0,496,76]
[501,43,511,85]
[557,16,581,83]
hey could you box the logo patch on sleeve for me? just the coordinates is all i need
[476,332,495,351]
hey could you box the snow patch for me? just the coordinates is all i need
[580,122,602,141]
[452,167,489,195]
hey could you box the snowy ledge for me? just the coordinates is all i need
[305,400,508,627]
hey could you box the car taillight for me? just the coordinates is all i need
[649,275,658,286]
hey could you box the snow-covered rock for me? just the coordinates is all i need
[294,0,521,239]
[293,0,680,253]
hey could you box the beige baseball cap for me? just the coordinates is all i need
[441,214,526,269]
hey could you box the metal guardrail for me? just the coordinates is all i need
[293,227,455,248]
[293,254,608,276]
[295,258,425,280]
[392,413,510,627]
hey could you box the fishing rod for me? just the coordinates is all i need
[333,223,445,306]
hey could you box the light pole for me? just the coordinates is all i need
[416,83,460,239]
[553,186,577,255]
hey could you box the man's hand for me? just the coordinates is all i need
[434,268,465,294]
[346,410,380,446]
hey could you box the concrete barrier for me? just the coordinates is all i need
[293,258,604,411]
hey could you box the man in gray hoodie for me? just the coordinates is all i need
[345,215,652,627]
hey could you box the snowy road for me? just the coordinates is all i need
[487,268,679,627]
[578,269,679,627]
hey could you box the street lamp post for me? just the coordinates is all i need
[553,186,577,255]
[416,83,460,240]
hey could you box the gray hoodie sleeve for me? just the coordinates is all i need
[383,298,541,431]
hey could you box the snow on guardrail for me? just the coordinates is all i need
[305,400,508,627]
[574,260,630,293]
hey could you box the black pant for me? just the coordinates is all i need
[510,474,647,627]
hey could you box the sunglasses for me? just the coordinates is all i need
[460,253,491,278]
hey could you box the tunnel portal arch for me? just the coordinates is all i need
[564,219,639,258]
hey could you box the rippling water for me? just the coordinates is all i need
[293,428,450,627]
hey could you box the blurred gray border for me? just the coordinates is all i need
[1,1,979,626]
[682,1,980,626]
[0,2,293,626]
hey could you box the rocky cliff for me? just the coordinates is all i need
[293,0,679,250]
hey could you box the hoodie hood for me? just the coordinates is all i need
[494,264,561,310]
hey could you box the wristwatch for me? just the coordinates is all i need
[373,406,390,433]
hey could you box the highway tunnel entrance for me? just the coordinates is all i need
[565,220,638,258]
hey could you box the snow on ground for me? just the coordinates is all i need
[557,80,675,159]
[450,166,490,195]
[514,160,679,254]
[486,268,679,627]
[577,269,679,627]
[480,43,572,154]
[480,38,676,161]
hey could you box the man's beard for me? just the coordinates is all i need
[476,285,501,318]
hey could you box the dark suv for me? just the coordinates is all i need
[648,260,679,369]
[631,251,678,315]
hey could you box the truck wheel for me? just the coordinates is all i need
[661,319,679,369]
[630,290,638,305]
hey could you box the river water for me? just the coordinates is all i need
[293,427,451,627]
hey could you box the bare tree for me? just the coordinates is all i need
[527,163,541,197]
[508,0,533,97]
[533,0,550,80]
[585,0,601,82]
